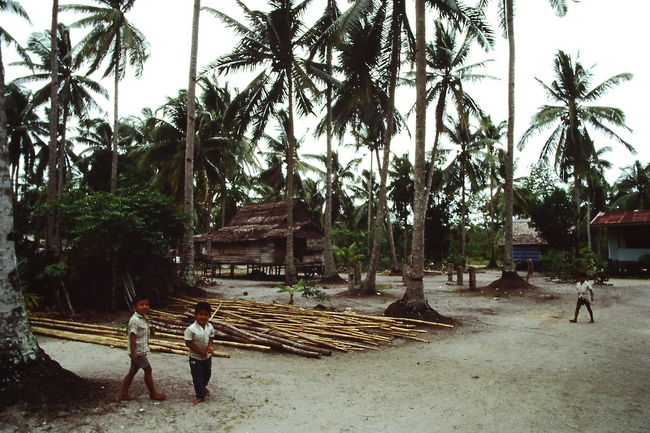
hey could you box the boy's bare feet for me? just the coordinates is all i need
[149,392,166,401]
[119,394,137,401]
[569,319,577,323]
[589,319,595,323]
[192,398,205,404]
[204,387,210,396]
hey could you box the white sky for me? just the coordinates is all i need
[3,0,649,185]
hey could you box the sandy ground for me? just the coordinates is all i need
[2,269,649,433]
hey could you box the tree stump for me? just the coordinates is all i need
[468,266,476,290]
[456,265,463,286]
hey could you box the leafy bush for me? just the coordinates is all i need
[276,279,329,304]
[540,248,608,283]
[56,185,185,309]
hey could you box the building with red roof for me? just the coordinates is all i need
[590,210,650,264]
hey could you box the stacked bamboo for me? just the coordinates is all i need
[29,315,232,358]
[30,296,452,359]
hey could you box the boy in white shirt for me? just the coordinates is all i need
[184,301,216,404]
[119,295,166,401]
[569,271,595,323]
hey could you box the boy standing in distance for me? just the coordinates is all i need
[119,295,167,401]
[184,301,216,404]
[569,271,595,323]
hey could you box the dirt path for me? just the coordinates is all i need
[2,270,649,433]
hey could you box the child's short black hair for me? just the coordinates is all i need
[132,294,149,307]
[194,301,212,315]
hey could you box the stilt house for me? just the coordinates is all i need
[194,200,324,275]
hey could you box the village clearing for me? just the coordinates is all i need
[1,270,649,433]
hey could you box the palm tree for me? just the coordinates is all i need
[206,0,318,284]
[1,0,78,406]
[396,0,492,317]
[47,0,59,251]
[443,113,486,269]
[13,25,108,193]
[477,114,506,267]
[520,50,633,250]
[180,0,201,286]
[302,150,360,226]
[584,146,611,250]
[421,20,493,205]
[389,152,414,259]
[4,83,41,195]
[304,0,340,281]
[611,161,650,211]
[62,0,149,192]
[481,0,571,281]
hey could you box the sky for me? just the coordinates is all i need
[3,0,649,185]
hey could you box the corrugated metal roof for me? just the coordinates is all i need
[590,210,650,226]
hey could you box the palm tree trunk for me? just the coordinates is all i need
[503,0,515,274]
[586,194,592,250]
[181,0,201,287]
[374,149,400,272]
[1,53,42,375]
[424,90,447,208]
[460,171,466,269]
[404,0,427,301]
[574,172,581,253]
[367,153,373,236]
[322,37,337,279]
[110,27,120,193]
[285,74,297,285]
[488,177,497,267]
[361,1,401,292]
[220,180,227,228]
[46,0,59,252]
[56,113,67,251]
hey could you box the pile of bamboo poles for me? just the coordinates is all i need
[30,296,452,359]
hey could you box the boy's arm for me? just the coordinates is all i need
[185,340,207,356]
[589,288,594,302]
[206,337,214,354]
[129,333,138,362]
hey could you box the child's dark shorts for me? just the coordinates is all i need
[131,354,151,369]
[577,298,591,306]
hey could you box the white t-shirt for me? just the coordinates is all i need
[576,281,594,301]
[127,312,150,356]
[184,321,216,360]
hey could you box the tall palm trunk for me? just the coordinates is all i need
[488,177,497,267]
[285,73,297,285]
[220,180,227,228]
[56,109,68,251]
[374,149,400,272]
[404,0,427,301]
[367,154,373,235]
[46,0,59,251]
[181,0,201,287]
[110,26,121,192]
[322,37,337,279]
[1,44,42,380]
[424,88,447,207]
[361,0,401,292]
[503,0,515,273]
[460,167,466,269]
[574,172,581,253]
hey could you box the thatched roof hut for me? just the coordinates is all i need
[194,200,324,274]
[499,219,548,262]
